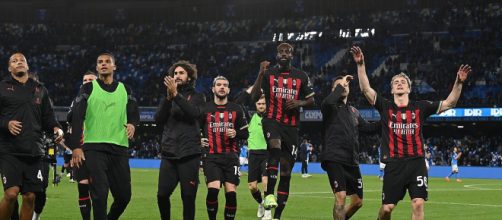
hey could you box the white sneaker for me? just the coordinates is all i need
[66,173,71,177]
[69,179,76,183]
[301,174,307,178]
[257,203,265,217]
[262,209,272,220]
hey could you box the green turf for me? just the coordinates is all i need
[2,168,502,219]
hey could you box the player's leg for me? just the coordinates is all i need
[177,155,200,220]
[344,166,363,219]
[204,159,223,220]
[157,158,179,220]
[223,182,238,220]
[248,153,265,217]
[378,161,406,220]
[0,155,22,220]
[33,161,50,220]
[85,150,111,220]
[262,120,281,205]
[0,186,20,220]
[273,152,294,220]
[107,154,131,220]
[19,192,36,220]
[454,165,461,182]
[322,161,348,220]
[75,162,91,220]
[20,157,44,220]
[408,158,428,220]
[260,155,272,219]
[222,158,240,220]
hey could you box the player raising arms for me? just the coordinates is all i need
[351,46,471,220]
[251,42,315,219]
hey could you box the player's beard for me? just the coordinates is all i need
[277,57,291,70]
[14,71,26,77]
[215,93,227,100]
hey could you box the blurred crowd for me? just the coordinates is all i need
[3,1,502,165]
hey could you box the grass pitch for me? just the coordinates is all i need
[2,167,502,219]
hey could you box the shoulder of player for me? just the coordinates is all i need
[80,81,93,94]
[226,101,244,110]
[290,67,309,76]
[119,82,134,94]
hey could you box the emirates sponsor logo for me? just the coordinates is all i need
[209,121,234,133]
[389,122,419,135]
[272,86,298,100]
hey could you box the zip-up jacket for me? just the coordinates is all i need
[155,85,206,159]
[0,77,61,157]
[320,84,379,166]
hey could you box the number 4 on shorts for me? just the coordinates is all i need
[37,170,44,182]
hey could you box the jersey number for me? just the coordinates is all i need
[37,170,43,182]
[233,166,240,176]
[417,176,428,187]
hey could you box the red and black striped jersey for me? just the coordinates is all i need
[261,66,315,127]
[202,101,249,156]
[374,94,441,162]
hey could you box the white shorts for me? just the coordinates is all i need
[379,162,386,170]
[452,164,459,172]
[239,157,248,166]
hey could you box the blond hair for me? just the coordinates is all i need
[390,72,412,90]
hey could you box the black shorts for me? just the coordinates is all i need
[322,161,363,198]
[203,155,240,186]
[63,154,72,164]
[248,150,268,183]
[74,161,90,182]
[262,119,299,160]
[382,158,428,205]
[0,155,44,194]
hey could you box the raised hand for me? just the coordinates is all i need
[350,46,365,65]
[164,76,177,99]
[259,60,271,75]
[343,75,354,82]
[457,64,472,83]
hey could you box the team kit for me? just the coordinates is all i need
[0,43,471,220]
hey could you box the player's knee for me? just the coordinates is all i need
[353,197,363,209]
[412,198,424,210]
[269,139,281,149]
[22,192,36,203]
[115,192,131,205]
[2,190,19,202]
[381,204,395,214]
[279,170,291,176]
[334,192,346,204]
[248,182,258,192]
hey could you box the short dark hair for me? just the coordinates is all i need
[97,52,116,63]
[167,60,198,87]
[83,71,97,77]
